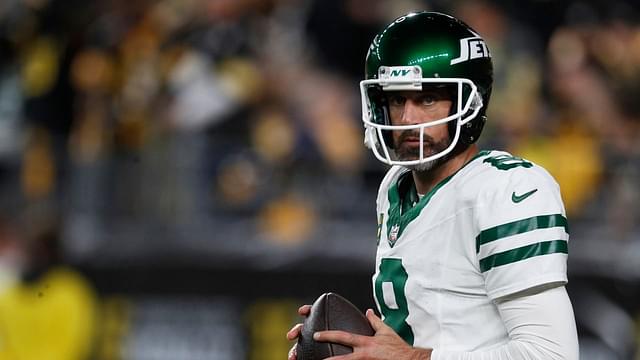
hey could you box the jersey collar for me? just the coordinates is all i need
[385,150,492,247]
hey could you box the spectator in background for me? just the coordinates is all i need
[0,214,98,360]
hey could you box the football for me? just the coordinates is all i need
[296,292,375,360]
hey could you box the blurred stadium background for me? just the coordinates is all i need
[0,0,639,359]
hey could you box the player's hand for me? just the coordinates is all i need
[286,304,312,360]
[313,309,432,360]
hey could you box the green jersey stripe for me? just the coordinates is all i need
[479,240,568,272]
[476,214,569,253]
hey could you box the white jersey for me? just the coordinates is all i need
[372,150,569,352]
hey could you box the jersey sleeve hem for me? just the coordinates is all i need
[487,272,567,300]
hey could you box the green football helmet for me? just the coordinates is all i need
[360,11,493,166]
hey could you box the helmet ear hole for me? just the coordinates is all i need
[462,115,486,145]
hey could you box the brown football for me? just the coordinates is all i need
[296,293,375,360]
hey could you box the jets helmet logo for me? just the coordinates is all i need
[450,36,491,65]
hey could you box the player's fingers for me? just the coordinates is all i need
[365,308,387,332]
[313,330,365,347]
[287,344,297,360]
[286,323,304,340]
[298,304,312,316]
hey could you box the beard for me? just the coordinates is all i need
[393,130,451,172]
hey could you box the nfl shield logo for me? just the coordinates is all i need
[389,224,400,246]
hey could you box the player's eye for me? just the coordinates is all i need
[419,93,438,106]
[387,94,406,107]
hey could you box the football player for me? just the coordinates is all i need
[288,11,579,359]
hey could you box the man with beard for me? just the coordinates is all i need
[287,12,579,359]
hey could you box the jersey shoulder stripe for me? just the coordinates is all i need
[475,214,569,252]
[479,239,568,272]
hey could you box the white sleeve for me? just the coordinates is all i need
[431,286,579,360]
[476,164,569,300]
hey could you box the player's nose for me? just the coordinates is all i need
[399,100,423,125]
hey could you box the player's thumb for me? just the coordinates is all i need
[365,309,386,332]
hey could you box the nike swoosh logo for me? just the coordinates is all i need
[512,189,538,203]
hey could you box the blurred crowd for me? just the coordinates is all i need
[1,0,640,359]
[0,0,639,245]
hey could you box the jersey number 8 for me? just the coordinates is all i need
[374,258,415,345]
